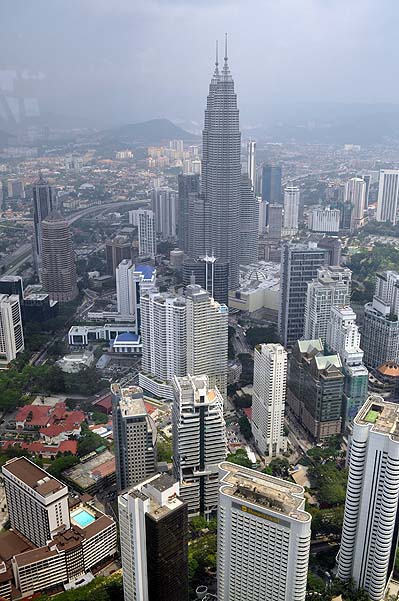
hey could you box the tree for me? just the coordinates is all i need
[157,438,173,462]
[227,449,253,468]
[246,325,279,349]
[239,416,252,441]
[47,455,79,479]
[269,457,290,478]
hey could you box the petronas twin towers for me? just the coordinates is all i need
[193,38,258,290]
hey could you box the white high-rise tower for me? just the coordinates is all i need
[345,177,367,231]
[283,185,300,233]
[252,343,287,457]
[247,140,256,189]
[376,169,399,224]
[138,209,156,259]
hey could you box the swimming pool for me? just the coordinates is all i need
[71,509,96,528]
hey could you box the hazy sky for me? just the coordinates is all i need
[2,0,398,128]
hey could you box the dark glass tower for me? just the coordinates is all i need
[177,173,200,253]
[202,39,241,289]
[32,173,54,267]
[262,164,282,205]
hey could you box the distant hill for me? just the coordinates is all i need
[102,118,199,145]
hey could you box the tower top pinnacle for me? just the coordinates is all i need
[221,32,231,81]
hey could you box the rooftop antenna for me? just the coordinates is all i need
[224,32,228,62]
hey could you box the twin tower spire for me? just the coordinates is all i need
[213,33,230,80]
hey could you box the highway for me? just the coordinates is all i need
[2,199,148,276]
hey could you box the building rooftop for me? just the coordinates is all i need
[297,339,324,355]
[112,384,147,417]
[128,474,185,521]
[134,264,156,280]
[3,457,66,497]
[63,450,115,490]
[219,462,311,523]
[355,395,399,440]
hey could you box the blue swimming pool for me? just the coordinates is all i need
[71,509,95,528]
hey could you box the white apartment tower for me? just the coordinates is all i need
[151,187,177,240]
[252,343,287,457]
[309,207,340,233]
[173,374,227,519]
[138,209,157,259]
[2,457,70,547]
[304,266,352,344]
[283,185,300,233]
[327,305,363,366]
[116,259,135,317]
[112,384,157,491]
[217,462,311,601]
[247,140,256,189]
[185,284,228,399]
[345,177,367,230]
[0,294,24,366]
[376,169,399,224]
[338,395,399,600]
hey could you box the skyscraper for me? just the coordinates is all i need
[345,177,367,231]
[118,474,188,601]
[185,283,228,399]
[246,140,256,189]
[32,173,54,268]
[267,204,283,239]
[173,374,227,519]
[116,259,135,317]
[262,164,282,204]
[40,212,78,303]
[138,209,156,259]
[182,256,229,306]
[0,294,24,367]
[105,235,134,275]
[283,185,300,233]
[252,343,287,457]
[304,265,352,343]
[376,169,399,224]
[151,187,177,240]
[239,173,259,265]
[279,242,328,348]
[202,39,241,289]
[112,384,157,491]
[177,173,200,253]
[217,462,311,601]
[337,395,399,600]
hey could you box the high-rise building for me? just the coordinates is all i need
[2,457,70,547]
[288,339,344,441]
[217,461,311,601]
[182,256,229,305]
[173,374,227,519]
[185,284,228,399]
[252,343,287,457]
[105,235,134,275]
[118,474,188,601]
[239,174,259,266]
[258,198,268,234]
[116,259,136,318]
[138,209,156,259]
[0,276,23,302]
[267,204,283,239]
[337,395,399,600]
[309,208,340,233]
[151,187,177,240]
[279,242,328,348]
[326,306,368,427]
[376,169,399,224]
[170,139,184,153]
[0,294,24,367]
[32,173,54,267]
[374,270,399,314]
[345,177,367,231]
[304,265,352,343]
[112,384,157,491]
[187,192,205,258]
[318,236,342,267]
[362,296,399,368]
[262,164,282,204]
[177,173,200,253]
[247,140,256,189]
[40,212,78,303]
[7,178,25,199]
[202,41,241,290]
[283,185,300,233]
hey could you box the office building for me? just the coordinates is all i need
[239,173,259,266]
[247,140,256,189]
[376,169,399,224]
[217,462,311,601]
[7,178,25,199]
[288,340,344,441]
[202,41,241,290]
[326,306,368,426]
[177,173,200,253]
[151,187,177,240]
[252,343,287,457]
[283,185,300,233]
[2,457,70,547]
[345,177,367,230]
[185,284,228,399]
[337,396,399,600]
[32,173,54,268]
[279,242,327,348]
[304,265,352,343]
[173,374,227,518]
[105,235,134,275]
[309,207,340,233]
[182,256,229,305]
[0,294,24,367]
[40,213,78,303]
[362,296,399,368]
[267,204,283,239]
[138,209,156,259]
[112,384,157,491]
[118,474,188,601]
[318,236,342,267]
[374,270,399,314]
[262,164,282,204]
[116,259,135,317]
[0,276,23,302]
[187,192,206,258]
[140,290,187,396]
[258,198,268,234]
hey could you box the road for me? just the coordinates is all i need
[2,198,149,276]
